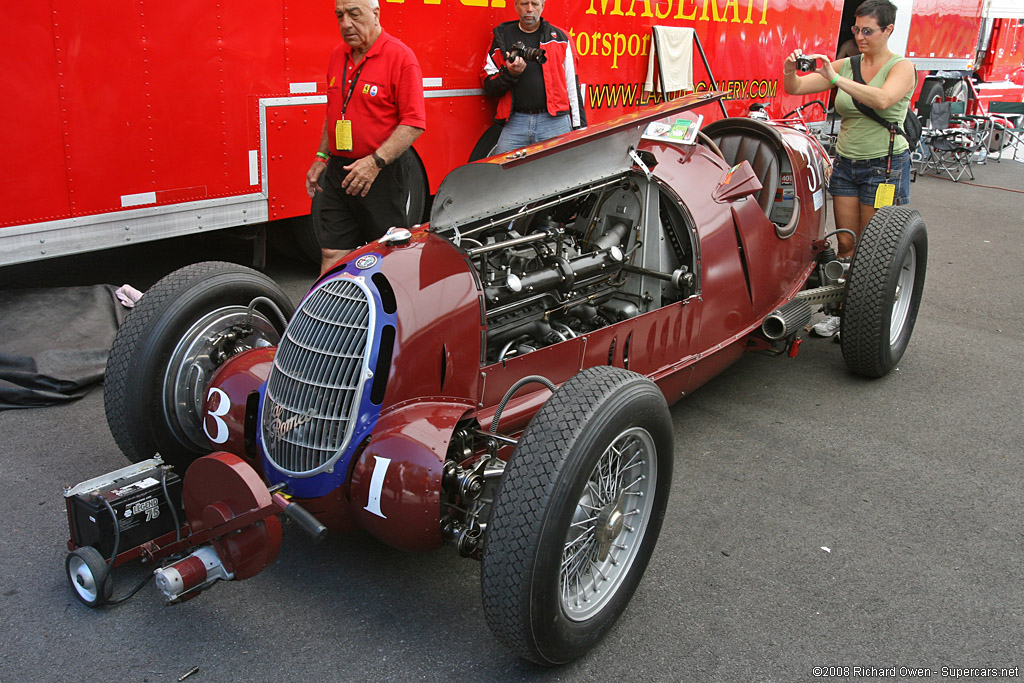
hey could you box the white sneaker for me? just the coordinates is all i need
[812,315,841,338]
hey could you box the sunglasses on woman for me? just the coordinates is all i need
[851,25,888,36]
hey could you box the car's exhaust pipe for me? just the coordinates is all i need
[762,299,814,340]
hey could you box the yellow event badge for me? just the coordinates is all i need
[874,182,895,209]
[335,119,353,152]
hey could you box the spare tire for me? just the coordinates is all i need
[841,207,928,378]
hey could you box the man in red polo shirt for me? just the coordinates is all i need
[305,0,426,275]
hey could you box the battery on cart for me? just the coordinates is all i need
[64,457,184,560]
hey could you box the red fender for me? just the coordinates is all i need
[348,400,472,553]
[201,347,276,471]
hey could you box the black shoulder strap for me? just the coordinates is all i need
[849,54,863,82]
[849,55,908,139]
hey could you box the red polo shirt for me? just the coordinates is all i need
[325,31,426,159]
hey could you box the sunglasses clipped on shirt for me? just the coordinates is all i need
[851,25,889,36]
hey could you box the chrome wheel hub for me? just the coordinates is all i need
[890,244,917,345]
[560,426,656,622]
[595,495,626,562]
[163,306,280,451]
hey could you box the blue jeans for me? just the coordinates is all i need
[829,151,912,205]
[495,112,572,154]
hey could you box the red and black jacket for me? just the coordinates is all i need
[481,18,583,128]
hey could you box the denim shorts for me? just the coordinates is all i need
[829,151,911,206]
[495,112,572,154]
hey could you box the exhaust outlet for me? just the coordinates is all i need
[762,299,814,340]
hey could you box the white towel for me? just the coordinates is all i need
[644,26,695,94]
[115,284,144,308]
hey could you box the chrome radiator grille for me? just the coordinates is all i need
[262,278,373,475]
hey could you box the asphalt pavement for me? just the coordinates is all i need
[1,157,1022,682]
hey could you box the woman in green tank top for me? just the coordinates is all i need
[782,0,917,338]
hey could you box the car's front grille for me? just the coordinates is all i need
[261,278,373,475]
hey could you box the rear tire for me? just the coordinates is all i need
[468,123,503,162]
[268,213,320,264]
[916,81,944,120]
[104,262,294,471]
[841,207,928,378]
[400,150,428,226]
[944,79,968,104]
[481,366,673,664]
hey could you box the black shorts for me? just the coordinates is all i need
[317,152,411,251]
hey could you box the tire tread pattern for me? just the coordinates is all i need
[841,207,924,377]
[481,366,666,664]
[104,261,286,464]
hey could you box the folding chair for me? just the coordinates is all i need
[988,101,1024,162]
[949,101,996,165]
[918,102,978,181]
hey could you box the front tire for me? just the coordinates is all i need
[481,366,673,664]
[841,207,928,378]
[104,262,294,471]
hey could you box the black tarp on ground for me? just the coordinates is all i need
[0,285,126,409]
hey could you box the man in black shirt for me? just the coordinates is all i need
[481,0,583,154]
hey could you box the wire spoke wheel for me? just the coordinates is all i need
[560,426,656,621]
[163,306,280,452]
[481,366,672,665]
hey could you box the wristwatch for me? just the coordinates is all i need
[372,151,387,169]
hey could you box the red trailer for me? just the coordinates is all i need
[4,0,1017,268]
[2,0,846,267]
[975,13,1024,104]
[894,0,1024,114]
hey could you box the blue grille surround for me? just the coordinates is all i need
[259,263,394,498]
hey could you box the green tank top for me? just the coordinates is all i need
[834,54,911,159]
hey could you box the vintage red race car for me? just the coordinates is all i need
[66,92,927,665]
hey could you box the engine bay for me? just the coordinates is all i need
[449,174,699,364]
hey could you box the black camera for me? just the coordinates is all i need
[507,41,547,65]
[796,55,817,73]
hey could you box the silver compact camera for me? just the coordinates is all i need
[796,55,817,72]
